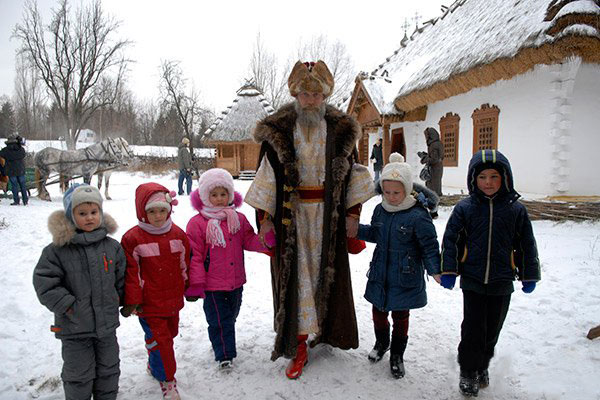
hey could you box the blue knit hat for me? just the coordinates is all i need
[63,183,103,225]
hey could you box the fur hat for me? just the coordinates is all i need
[288,60,334,98]
[379,153,413,194]
[196,168,235,207]
[145,191,174,212]
[181,137,190,145]
[63,183,103,225]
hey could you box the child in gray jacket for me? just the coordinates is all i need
[33,184,126,400]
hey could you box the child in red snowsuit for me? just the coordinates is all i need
[121,182,190,400]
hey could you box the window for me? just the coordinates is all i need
[471,104,499,154]
[439,112,460,167]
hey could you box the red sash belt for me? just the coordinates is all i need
[297,186,325,202]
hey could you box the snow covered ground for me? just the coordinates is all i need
[0,171,599,400]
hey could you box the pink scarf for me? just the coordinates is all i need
[138,218,173,235]
[200,205,240,248]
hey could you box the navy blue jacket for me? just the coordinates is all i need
[358,202,441,311]
[441,150,540,284]
[0,142,26,177]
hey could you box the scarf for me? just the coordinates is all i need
[138,218,173,235]
[200,205,240,248]
[381,195,417,213]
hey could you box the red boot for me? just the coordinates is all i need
[285,335,308,379]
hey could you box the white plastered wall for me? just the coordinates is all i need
[383,59,600,196]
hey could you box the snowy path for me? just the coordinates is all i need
[0,172,598,399]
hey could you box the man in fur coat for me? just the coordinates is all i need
[245,60,374,379]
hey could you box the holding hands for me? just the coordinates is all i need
[440,274,457,290]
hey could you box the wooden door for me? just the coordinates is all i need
[391,128,406,159]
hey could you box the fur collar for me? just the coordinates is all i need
[48,210,118,247]
[254,102,361,172]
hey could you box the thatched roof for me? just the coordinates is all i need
[205,83,275,142]
[356,0,600,115]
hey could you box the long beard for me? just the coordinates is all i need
[295,101,326,142]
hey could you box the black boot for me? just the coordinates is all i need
[368,327,390,362]
[478,369,489,389]
[389,335,408,379]
[459,369,479,397]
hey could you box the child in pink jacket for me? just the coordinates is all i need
[185,168,274,371]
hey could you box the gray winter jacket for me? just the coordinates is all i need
[177,144,192,170]
[33,211,126,339]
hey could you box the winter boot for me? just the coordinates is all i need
[219,359,233,373]
[389,335,408,379]
[459,370,480,397]
[159,380,181,400]
[368,326,390,362]
[478,369,489,389]
[285,334,308,379]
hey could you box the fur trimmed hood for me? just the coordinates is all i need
[48,210,118,246]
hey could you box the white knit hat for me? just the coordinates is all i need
[197,168,235,206]
[379,153,413,194]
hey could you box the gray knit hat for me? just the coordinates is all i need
[63,183,103,225]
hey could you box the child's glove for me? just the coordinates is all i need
[440,274,456,290]
[120,304,140,318]
[522,281,536,293]
[416,191,429,207]
[185,284,205,299]
[264,230,276,248]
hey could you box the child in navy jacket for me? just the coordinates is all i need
[357,153,441,379]
[440,149,541,397]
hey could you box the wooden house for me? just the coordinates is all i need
[346,0,600,196]
[205,83,275,177]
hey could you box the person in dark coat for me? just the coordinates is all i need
[177,137,193,195]
[244,60,375,379]
[418,127,444,196]
[440,149,541,397]
[33,184,126,400]
[370,138,383,182]
[0,134,28,205]
[357,153,441,379]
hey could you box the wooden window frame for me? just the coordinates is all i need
[471,104,500,154]
[438,112,460,167]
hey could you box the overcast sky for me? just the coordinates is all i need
[1,0,446,113]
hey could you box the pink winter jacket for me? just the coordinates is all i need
[185,192,269,295]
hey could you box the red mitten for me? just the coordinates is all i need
[347,237,366,254]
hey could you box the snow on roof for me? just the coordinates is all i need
[358,0,600,114]
[205,83,275,142]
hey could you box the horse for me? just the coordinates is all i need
[34,137,133,201]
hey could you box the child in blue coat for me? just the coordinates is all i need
[357,153,441,379]
[440,149,541,397]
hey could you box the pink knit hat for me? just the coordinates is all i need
[145,191,178,212]
[196,168,235,206]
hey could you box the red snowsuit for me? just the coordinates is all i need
[121,182,190,382]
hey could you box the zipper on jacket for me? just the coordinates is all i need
[484,198,493,284]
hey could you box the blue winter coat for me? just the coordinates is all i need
[358,203,441,311]
[441,150,540,284]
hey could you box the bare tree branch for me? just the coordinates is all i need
[13,0,131,149]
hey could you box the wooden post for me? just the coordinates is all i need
[382,123,391,166]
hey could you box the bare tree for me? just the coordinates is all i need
[247,33,291,110]
[14,53,48,140]
[137,100,158,145]
[13,0,131,149]
[159,59,209,146]
[296,35,356,106]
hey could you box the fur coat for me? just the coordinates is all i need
[253,102,362,360]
